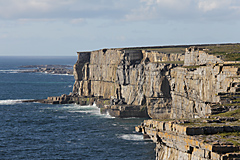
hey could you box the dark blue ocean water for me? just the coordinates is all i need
[0,56,155,160]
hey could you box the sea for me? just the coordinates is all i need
[0,56,155,160]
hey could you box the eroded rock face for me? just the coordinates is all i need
[136,119,240,160]
[171,61,240,119]
[71,48,185,118]
[71,47,240,119]
[184,47,223,66]
[70,47,240,159]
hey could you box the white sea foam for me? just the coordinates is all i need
[117,134,144,141]
[0,99,28,105]
[65,104,114,118]
[0,69,32,74]
[104,111,115,119]
[0,69,74,76]
[122,117,139,119]
[49,73,73,76]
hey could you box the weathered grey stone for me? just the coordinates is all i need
[70,47,240,119]
[184,47,223,66]
[136,120,240,160]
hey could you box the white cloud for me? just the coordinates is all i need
[18,18,57,23]
[0,0,84,19]
[198,0,231,12]
[125,0,240,22]
[125,0,192,21]
[0,0,137,20]
[70,18,85,24]
[0,0,53,18]
[0,0,240,24]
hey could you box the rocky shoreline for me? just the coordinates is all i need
[25,95,149,118]
[19,65,73,75]
[25,44,240,160]
[135,116,240,160]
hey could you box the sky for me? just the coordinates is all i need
[0,0,240,56]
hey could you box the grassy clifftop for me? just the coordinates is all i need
[125,43,240,61]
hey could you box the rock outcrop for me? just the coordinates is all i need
[70,48,185,118]
[68,46,240,119]
[34,44,240,159]
[136,118,240,160]
[38,45,240,120]
[171,47,240,119]
[19,65,73,75]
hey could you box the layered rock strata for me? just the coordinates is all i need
[136,119,240,160]
[171,47,240,118]
[31,45,240,160]
[69,49,185,118]
[69,46,239,119]
[41,46,240,119]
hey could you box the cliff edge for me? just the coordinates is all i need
[65,45,240,120]
[39,43,240,159]
[41,44,240,119]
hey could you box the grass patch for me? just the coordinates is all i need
[124,43,240,61]
[218,132,240,146]
[125,46,186,53]
[233,99,240,102]
[204,44,240,61]
[220,103,240,107]
[213,108,240,119]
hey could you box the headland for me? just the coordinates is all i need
[29,43,240,159]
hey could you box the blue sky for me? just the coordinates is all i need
[0,0,240,56]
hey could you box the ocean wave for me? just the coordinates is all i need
[64,104,114,118]
[0,69,74,76]
[122,117,140,119]
[116,134,144,141]
[0,99,28,105]
[48,73,74,76]
[0,69,33,74]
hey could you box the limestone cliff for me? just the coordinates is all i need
[40,44,240,160]
[70,46,240,119]
[70,48,185,118]
[171,47,240,119]
[136,117,240,160]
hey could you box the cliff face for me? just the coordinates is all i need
[71,48,185,118]
[171,47,240,119]
[72,49,121,99]
[43,45,240,160]
[71,47,240,119]
[171,65,239,119]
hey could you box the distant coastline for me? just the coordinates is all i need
[18,65,73,75]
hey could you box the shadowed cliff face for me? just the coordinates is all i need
[71,47,240,119]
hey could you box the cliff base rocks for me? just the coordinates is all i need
[136,110,240,160]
